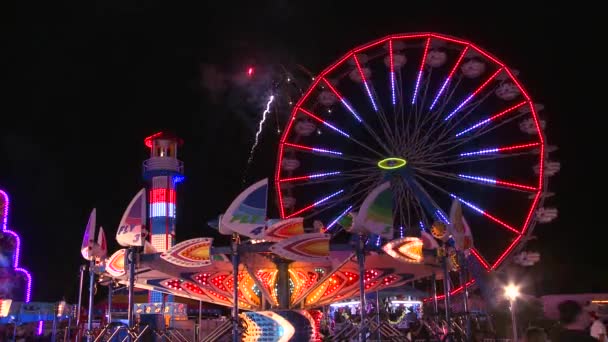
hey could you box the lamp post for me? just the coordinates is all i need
[504,284,520,342]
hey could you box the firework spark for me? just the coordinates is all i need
[247,95,275,165]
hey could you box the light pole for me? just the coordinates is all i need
[504,284,520,342]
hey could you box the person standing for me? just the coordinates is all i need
[590,311,607,342]
[550,300,596,342]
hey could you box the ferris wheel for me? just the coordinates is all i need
[274,33,555,276]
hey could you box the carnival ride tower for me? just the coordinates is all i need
[143,132,184,303]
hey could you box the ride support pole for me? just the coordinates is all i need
[231,234,240,342]
[87,260,95,342]
[356,234,367,342]
[127,247,136,331]
[432,272,438,321]
[76,265,86,328]
[442,256,451,335]
[108,281,113,324]
[458,251,471,340]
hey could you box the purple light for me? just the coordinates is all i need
[455,117,492,137]
[1,190,33,303]
[429,78,450,110]
[419,221,426,231]
[37,320,43,335]
[445,68,502,121]
[313,190,344,206]
[340,99,363,122]
[458,174,497,185]
[449,194,484,214]
[376,235,381,246]
[435,210,450,224]
[460,147,499,157]
[326,205,353,230]
[323,121,350,138]
[445,94,475,121]
[312,147,342,155]
[399,226,404,238]
[3,230,20,267]
[412,38,430,104]
[389,40,396,106]
[353,55,379,112]
[430,46,468,110]
[309,171,341,179]
[16,268,32,302]
[391,72,396,106]
[412,72,424,105]
[363,81,378,111]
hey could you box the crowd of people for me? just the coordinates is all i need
[523,300,606,342]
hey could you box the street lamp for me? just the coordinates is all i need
[504,284,520,342]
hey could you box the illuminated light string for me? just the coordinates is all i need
[412,37,431,104]
[0,190,32,303]
[322,78,363,122]
[326,205,353,231]
[445,68,503,121]
[455,101,527,137]
[458,174,537,191]
[298,108,350,138]
[435,210,450,224]
[460,142,540,157]
[283,142,342,156]
[389,40,396,106]
[280,171,341,183]
[37,320,43,335]
[429,46,469,111]
[449,193,519,234]
[286,190,344,218]
[353,55,378,111]
[247,95,276,165]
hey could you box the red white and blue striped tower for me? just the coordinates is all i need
[143,132,184,303]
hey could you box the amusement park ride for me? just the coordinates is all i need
[0,31,559,341]
[86,32,559,342]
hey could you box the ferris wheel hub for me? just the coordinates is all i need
[377,157,407,170]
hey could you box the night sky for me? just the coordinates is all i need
[4,3,604,302]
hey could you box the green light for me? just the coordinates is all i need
[378,157,407,170]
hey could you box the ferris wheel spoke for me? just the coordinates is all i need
[433,86,497,143]
[429,46,469,111]
[454,101,527,138]
[417,142,541,166]
[405,73,467,157]
[281,170,377,187]
[469,248,491,271]
[414,168,538,193]
[303,176,383,221]
[389,39,397,107]
[414,175,522,235]
[352,54,399,150]
[282,142,377,165]
[444,68,503,121]
[297,107,386,158]
[286,189,346,219]
[407,178,449,222]
[406,69,434,152]
[458,142,541,158]
[321,78,394,154]
[412,150,537,170]
[420,109,530,162]
[411,37,431,105]
[411,91,496,159]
